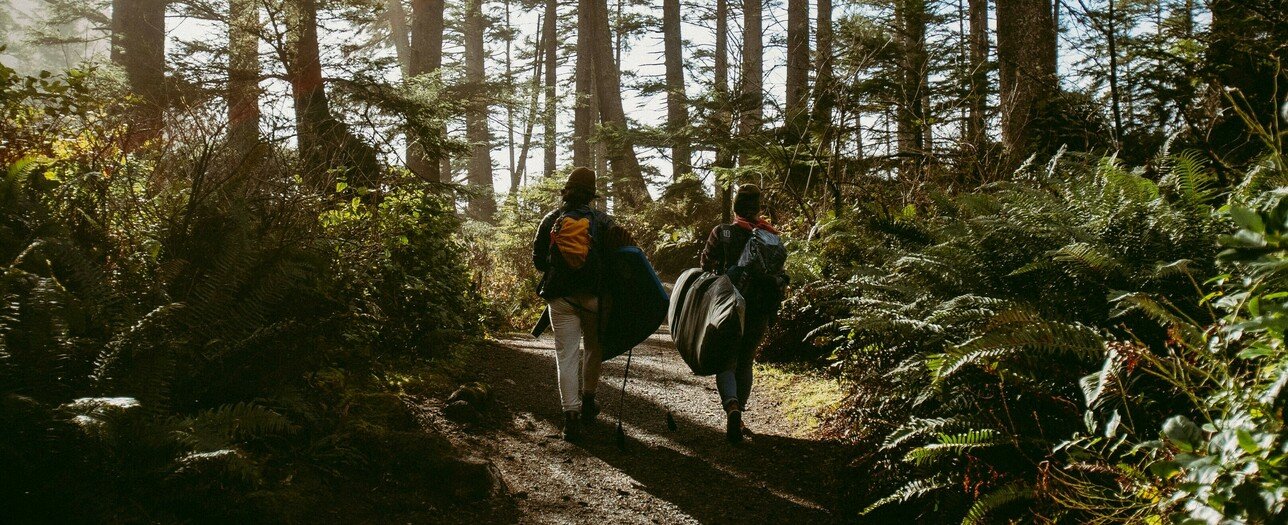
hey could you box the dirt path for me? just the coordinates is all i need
[446,327,845,524]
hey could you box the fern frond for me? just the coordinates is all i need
[904,429,1002,466]
[884,417,964,450]
[1049,242,1123,277]
[962,482,1033,525]
[931,314,1104,381]
[860,476,952,515]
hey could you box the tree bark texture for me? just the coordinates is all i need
[573,0,594,167]
[784,0,809,131]
[111,0,167,146]
[996,0,1057,164]
[663,0,691,178]
[586,0,650,208]
[463,0,495,220]
[407,0,445,182]
[542,0,558,177]
[895,0,928,180]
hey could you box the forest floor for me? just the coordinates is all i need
[419,326,847,524]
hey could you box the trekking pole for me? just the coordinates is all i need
[615,347,634,451]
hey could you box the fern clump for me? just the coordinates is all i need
[1,63,488,522]
[808,149,1242,522]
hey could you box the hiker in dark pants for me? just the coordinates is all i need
[700,184,783,444]
[533,167,635,441]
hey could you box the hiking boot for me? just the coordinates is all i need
[581,393,600,424]
[725,401,744,444]
[562,411,583,442]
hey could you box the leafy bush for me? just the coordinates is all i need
[804,147,1263,522]
[0,62,486,522]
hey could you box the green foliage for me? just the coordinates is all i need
[808,147,1257,522]
[0,63,485,522]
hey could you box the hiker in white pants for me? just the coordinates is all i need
[532,167,635,441]
[548,294,603,418]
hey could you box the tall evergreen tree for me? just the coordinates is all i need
[463,0,495,219]
[111,0,166,145]
[662,0,690,178]
[996,0,1058,163]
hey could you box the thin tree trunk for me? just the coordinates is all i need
[573,1,594,166]
[111,0,166,146]
[409,0,445,182]
[895,0,927,180]
[229,0,260,158]
[516,15,547,186]
[738,0,763,165]
[785,0,809,131]
[663,0,690,179]
[715,0,733,222]
[464,0,495,219]
[1106,0,1123,145]
[387,0,411,75]
[542,0,558,176]
[996,0,1057,165]
[812,0,833,128]
[586,0,650,207]
[967,0,988,162]
[506,0,517,193]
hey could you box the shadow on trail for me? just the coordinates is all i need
[483,335,846,524]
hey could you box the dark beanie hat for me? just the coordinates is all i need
[564,166,598,197]
[733,184,761,218]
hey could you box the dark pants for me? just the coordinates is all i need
[715,312,771,410]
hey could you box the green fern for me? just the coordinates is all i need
[903,429,1002,467]
[962,482,1033,525]
[860,476,952,516]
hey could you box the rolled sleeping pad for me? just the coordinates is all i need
[667,268,745,376]
[600,246,669,361]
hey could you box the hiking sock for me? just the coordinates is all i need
[563,411,583,442]
[581,393,600,423]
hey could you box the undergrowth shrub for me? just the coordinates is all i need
[0,62,485,522]
[798,145,1283,522]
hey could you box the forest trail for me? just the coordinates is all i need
[445,327,845,524]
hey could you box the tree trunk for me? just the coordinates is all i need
[286,0,380,189]
[996,0,1057,164]
[387,0,411,75]
[662,0,690,179]
[784,0,809,131]
[967,0,987,160]
[464,0,495,220]
[812,0,833,129]
[506,0,516,192]
[573,1,594,166]
[516,15,547,186]
[229,0,260,159]
[542,0,558,177]
[895,0,928,180]
[738,0,763,164]
[111,0,166,146]
[586,0,650,208]
[408,0,445,182]
[1106,0,1123,146]
[714,0,733,222]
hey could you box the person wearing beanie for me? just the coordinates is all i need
[699,183,782,444]
[531,167,635,441]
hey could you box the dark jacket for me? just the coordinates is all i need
[701,223,753,275]
[533,204,635,299]
[701,221,786,315]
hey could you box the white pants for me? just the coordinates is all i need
[548,294,602,413]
